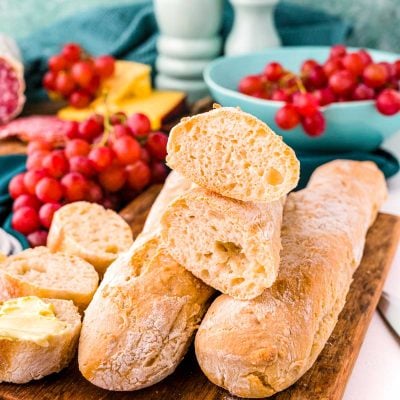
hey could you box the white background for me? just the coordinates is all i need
[343,134,400,400]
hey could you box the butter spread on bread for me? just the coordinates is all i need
[195,160,387,398]
[0,296,67,346]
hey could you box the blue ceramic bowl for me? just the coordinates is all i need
[204,46,400,153]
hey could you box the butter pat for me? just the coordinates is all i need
[0,296,67,347]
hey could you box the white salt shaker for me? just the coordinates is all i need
[154,0,223,102]
[225,0,281,55]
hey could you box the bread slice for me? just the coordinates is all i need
[0,246,98,312]
[0,297,81,384]
[161,187,284,299]
[47,201,133,276]
[166,106,300,202]
[79,235,214,391]
[195,161,387,398]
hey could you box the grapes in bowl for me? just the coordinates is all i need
[204,46,400,153]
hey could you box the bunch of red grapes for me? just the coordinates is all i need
[238,45,400,136]
[8,112,168,247]
[42,43,115,108]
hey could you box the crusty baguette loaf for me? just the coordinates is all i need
[47,201,133,276]
[0,247,98,312]
[78,172,214,391]
[161,187,284,299]
[195,160,387,398]
[0,297,81,383]
[166,106,300,202]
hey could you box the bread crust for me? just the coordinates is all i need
[160,187,284,299]
[78,172,214,391]
[195,160,387,398]
[0,298,81,384]
[166,107,300,202]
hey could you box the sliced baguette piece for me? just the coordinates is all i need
[0,246,98,312]
[0,297,81,384]
[166,106,300,202]
[160,187,284,299]
[195,160,387,398]
[47,201,133,276]
[79,172,215,391]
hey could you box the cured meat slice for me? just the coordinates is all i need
[0,35,25,124]
[0,115,68,145]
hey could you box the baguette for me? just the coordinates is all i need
[195,160,387,398]
[0,247,98,312]
[161,187,284,299]
[166,106,300,202]
[78,172,214,391]
[47,201,133,276]
[0,296,81,383]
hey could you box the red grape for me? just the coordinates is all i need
[362,63,389,88]
[39,203,61,229]
[84,75,100,96]
[329,70,356,95]
[264,62,284,81]
[101,194,119,210]
[301,111,326,137]
[23,169,48,195]
[42,71,57,91]
[98,165,126,192]
[352,83,375,101]
[146,131,168,160]
[26,150,50,170]
[253,90,270,100]
[113,136,141,164]
[27,141,52,155]
[313,87,336,106]
[63,120,80,140]
[342,53,365,76]
[85,181,103,203]
[275,104,300,130]
[126,113,151,137]
[358,49,373,67]
[12,207,41,235]
[35,177,63,203]
[9,173,27,199]
[65,138,91,158]
[376,89,400,115]
[42,151,69,178]
[271,89,290,102]
[94,55,115,79]
[62,43,81,62]
[69,156,96,177]
[113,124,132,139]
[151,162,168,183]
[394,60,400,80]
[69,90,91,108]
[301,59,319,75]
[71,61,95,88]
[55,71,76,96]
[329,44,347,59]
[306,65,327,89]
[13,194,42,212]
[140,147,151,164]
[110,112,127,125]
[238,75,264,95]
[79,117,103,141]
[48,55,67,72]
[292,92,318,117]
[126,161,151,191]
[27,230,48,247]
[61,172,88,201]
[323,58,343,77]
[89,146,114,171]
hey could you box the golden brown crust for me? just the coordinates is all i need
[195,160,387,398]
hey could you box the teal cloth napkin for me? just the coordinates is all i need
[18,1,351,102]
[1,150,398,249]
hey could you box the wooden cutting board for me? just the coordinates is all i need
[0,187,399,400]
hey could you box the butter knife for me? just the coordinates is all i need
[378,291,400,337]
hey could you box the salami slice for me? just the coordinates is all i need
[0,115,68,145]
[0,35,25,124]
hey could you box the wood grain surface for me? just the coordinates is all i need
[0,201,399,400]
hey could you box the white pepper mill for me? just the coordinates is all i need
[225,0,281,56]
[154,0,223,102]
